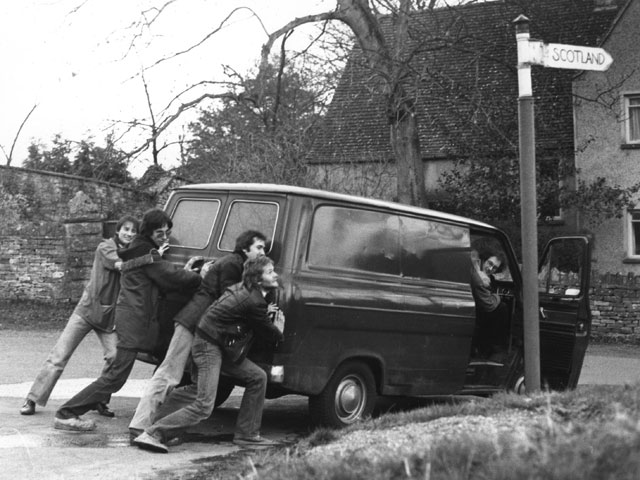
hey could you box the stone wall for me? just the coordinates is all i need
[591,272,640,339]
[0,165,156,303]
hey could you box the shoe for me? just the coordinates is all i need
[54,416,96,432]
[129,428,143,446]
[20,399,36,415]
[166,435,183,447]
[233,435,279,447]
[96,402,115,418]
[134,432,168,453]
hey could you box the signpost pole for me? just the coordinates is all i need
[514,15,541,392]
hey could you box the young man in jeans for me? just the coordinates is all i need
[134,255,284,453]
[128,230,267,441]
[53,208,202,431]
[20,215,139,416]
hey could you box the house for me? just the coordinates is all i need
[308,0,640,337]
[310,0,623,208]
[573,0,640,274]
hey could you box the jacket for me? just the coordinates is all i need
[114,235,201,352]
[74,236,123,332]
[196,283,284,361]
[173,250,246,332]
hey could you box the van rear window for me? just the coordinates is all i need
[169,199,220,249]
[219,201,279,252]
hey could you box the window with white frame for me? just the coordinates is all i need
[624,94,640,144]
[628,210,640,257]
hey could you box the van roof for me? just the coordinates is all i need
[173,183,496,230]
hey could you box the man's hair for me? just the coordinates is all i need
[242,256,274,290]
[140,208,172,237]
[115,215,139,234]
[235,230,267,252]
[479,249,507,272]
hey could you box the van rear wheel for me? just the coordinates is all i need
[308,361,376,428]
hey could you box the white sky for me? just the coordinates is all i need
[0,0,333,177]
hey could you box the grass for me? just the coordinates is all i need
[0,299,75,330]
[214,384,640,480]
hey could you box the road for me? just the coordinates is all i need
[0,330,639,479]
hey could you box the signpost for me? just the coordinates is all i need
[513,15,612,393]
[521,40,614,71]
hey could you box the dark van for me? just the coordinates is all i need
[157,183,592,427]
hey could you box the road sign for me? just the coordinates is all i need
[523,40,613,71]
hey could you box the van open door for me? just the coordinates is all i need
[537,236,592,390]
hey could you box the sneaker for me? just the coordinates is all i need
[20,399,36,415]
[166,435,183,447]
[134,432,168,453]
[129,428,143,446]
[96,402,115,418]
[54,416,96,432]
[233,435,279,447]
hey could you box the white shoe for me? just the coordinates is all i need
[134,431,168,453]
[54,416,96,432]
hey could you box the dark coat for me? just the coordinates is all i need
[115,235,201,352]
[196,283,284,356]
[173,251,246,332]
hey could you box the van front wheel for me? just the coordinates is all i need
[308,361,376,428]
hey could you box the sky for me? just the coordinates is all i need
[0,0,333,177]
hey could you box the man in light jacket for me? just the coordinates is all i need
[20,215,139,416]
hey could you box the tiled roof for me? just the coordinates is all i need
[309,0,621,164]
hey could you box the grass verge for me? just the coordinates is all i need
[0,299,75,330]
[203,384,640,480]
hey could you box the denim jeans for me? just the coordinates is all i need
[147,335,267,441]
[28,312,117,406]
[129,324,194,432]
[56,347,137,418]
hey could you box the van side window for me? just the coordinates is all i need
[169,199,220,249]
[308,206,400,275]
[400,216,471,282]
[219,200,279,252]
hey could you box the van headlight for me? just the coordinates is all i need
[270,365,284,383]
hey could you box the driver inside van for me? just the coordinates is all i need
[470,249,509,361]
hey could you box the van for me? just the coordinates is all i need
[157,183,592,427]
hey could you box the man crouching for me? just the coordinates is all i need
[133,255,284,453]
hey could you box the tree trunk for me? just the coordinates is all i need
[390,96,426,207]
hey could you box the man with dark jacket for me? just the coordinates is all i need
[53,208,202,432]
[133,255,284,453]
[128,230,267,438]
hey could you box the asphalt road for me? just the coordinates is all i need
[1,330,639,479]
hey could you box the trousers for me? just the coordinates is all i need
[147,335,266,441]
[28,312,116,406]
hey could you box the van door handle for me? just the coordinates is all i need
[539,307,546,319]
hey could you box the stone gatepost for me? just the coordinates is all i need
[62,191,105,302]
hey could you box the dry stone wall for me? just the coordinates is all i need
[590,271,640,341]
[0,165,155,303]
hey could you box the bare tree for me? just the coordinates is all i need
[1,104,38,166]
[259,0,428,206]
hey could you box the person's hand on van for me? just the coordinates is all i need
[268,304,285,333]
[158,242,170,257]
[184,256,204,271]
[200,260,215,277]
